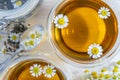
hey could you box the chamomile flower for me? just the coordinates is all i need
[28,39,37,48]
[29,31,42,40]
[91,72,99,80]
[21,39,37,50]
[105,74,112,79]
[112,75,119,80]
[0,45,7,54]
[13,1,22,8]
[84,69,90,74]
[21,39,29,49]
[9,33,20,43]
[84,69,91,80]
[29,64,42,77]
[117,60,120,67]
[43,65,56,78]
[88,43,103,59]
[101,68,108,74]
[98,7,111,19]
[99,73,105,80]
[54,14,69,29]
[112,66,119,75]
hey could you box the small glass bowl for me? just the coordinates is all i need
[47,0,120,68]
[0,0,43,19]
[0,53,72,80]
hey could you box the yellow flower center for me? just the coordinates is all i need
[113,75,117,79]
[91,72,97,76]
[84,69,90,73]
[12,35,17,41]
[33,67,39,74]
[117,60,120,65]
[105,74,111,79]
[113,68,119,73]
[101,10,107,16]
[101,68,107,72]
[92,75,98,79]
[46,68,53,74]
[99,73,105,78]
[91,47,99,55]
[58,18,65,25]
[30,33,36,39]
[15,1,22,6]
[29,40,34,46]
[114,66,119,69]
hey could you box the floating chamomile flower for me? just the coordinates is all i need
[9,33,20,43]
[30,64,42,77]
[13,1,22,8]
[54,14,69,29]
[98,7,110,19]
[43,65,56,78]
[88,43,103,59]
[0,45,7,54]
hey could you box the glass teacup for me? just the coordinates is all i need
[0,53,71,80]
[47,0,120,67]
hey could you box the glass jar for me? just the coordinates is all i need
[47,0,120,68]
[0,0,43,20]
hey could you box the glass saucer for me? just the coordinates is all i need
[47,0,120,67]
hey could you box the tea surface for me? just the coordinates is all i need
[53,0,118,60]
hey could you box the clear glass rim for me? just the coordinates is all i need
[47,0,120,68]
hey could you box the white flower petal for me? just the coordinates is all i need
[92,55,98,59]
[32,73,35,77]
[58,14,63,18]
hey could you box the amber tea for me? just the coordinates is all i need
[50,0,118,62]
[2,60,66,80]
